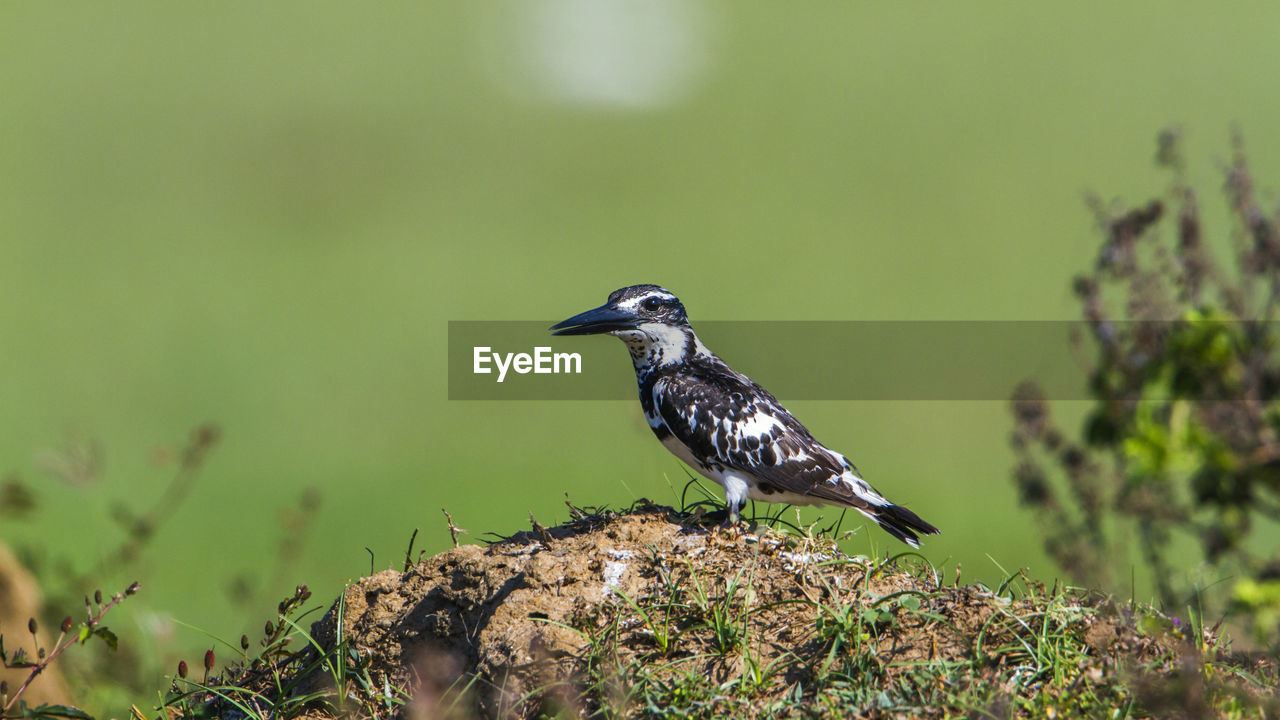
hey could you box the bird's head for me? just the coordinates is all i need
[551,285,704,369]
[551,285,690,337]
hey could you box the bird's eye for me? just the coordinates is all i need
[642,297,662,311]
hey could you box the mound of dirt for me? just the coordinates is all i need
[303,503,1217,719]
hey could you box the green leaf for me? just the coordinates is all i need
[93,627,118,651]
[10,647,34,667]
[77,625,92,644]
[899,595,921,612]
[29,705,95,720]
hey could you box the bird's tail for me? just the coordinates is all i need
[867,503,940,549]
[838,465,941,548]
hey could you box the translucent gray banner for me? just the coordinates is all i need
[447,320,1242,400]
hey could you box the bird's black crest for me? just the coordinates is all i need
[605,284,690,327]
[606,284,667,304]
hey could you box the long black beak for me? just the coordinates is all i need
[550,304,641,336]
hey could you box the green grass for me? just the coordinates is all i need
[541,539,1275,718]
[158,587,409,720]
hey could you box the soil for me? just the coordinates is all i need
[303,503,1196,718]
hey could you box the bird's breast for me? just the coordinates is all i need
[653,427,721,484]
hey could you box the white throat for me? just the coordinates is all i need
[611,322,709,372]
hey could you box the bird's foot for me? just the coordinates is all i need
[686,506,750,537]
[692,507,729,525]
[718,522,745,538]
[717,509,747,537]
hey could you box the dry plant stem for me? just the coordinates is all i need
[74,426,219,590]
[402,528,419,572]
[118,428,219,564]
[442,509,465,549]
[2,585,135,715]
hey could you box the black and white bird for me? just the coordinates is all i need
[550,284,940,548]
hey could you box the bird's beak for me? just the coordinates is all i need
[550,304,641,336]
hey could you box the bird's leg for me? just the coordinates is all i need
[722,474,749,530]
[717,501,747,539]
[723,504,740,528]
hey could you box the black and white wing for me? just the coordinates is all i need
[650,366,859,503]
[650,360,940,545]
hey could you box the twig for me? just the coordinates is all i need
[441,509,466,549]
[76,425,220,589]
[402,528,419,571]
[2,581,139,715]
[529,512,553,546]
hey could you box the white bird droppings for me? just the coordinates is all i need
[603,561,628,595]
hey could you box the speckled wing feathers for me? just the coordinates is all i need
[647,357,879,510]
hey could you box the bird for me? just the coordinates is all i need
[550,284,940,547]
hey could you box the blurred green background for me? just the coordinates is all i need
[2,1,1279,707]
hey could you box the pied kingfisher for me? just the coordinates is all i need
[551,284,940,547]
